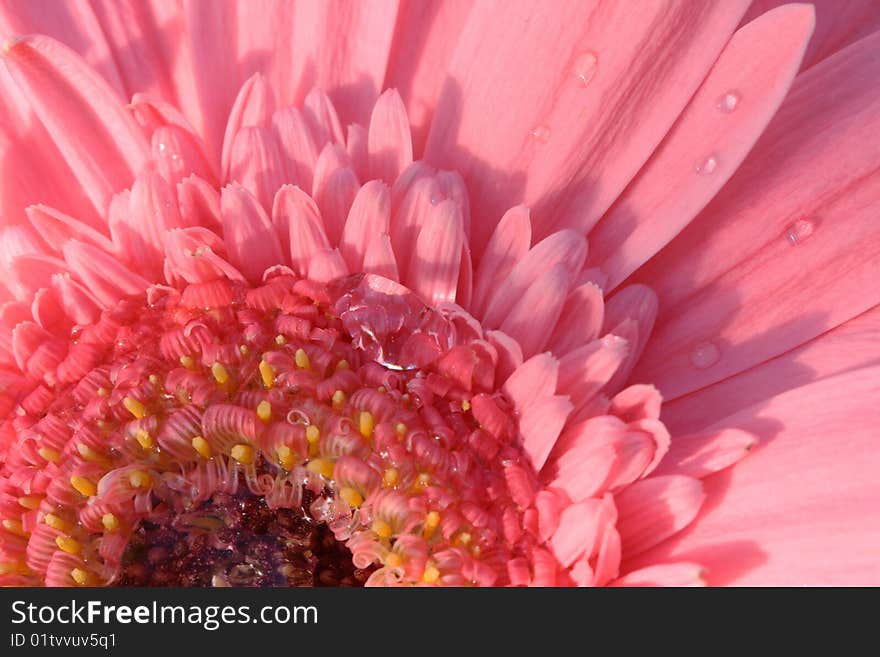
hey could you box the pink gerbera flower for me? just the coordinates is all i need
[0,0,878,587]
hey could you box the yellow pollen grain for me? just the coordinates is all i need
[211,362,229,384]
[358,411,375,440]
[55,535,81,554]
[70,568,93,586]
[101,513,120,532]
[259,359,275,388]
[44,514,74,533]
[331,390,346,409]
[148,374,161,387]
[455,531,473,547]
[395,423,407,439]
[423,511,440,540]
[0,561,29,576]
[70,475,97,498]
[76,442,108,463]
[306,458,335,479]
[180,355,196,369]
[239,344,249,356]
[191,436,212,458]
[256,400,272,423]
[274,334,287,345]
[414,473,431,491]
[422,564,441,584]
[2,519,28,537]
[371,519,393,539]
[38,447,61,463]
[461,400,471,412]
[18,496,42,510]
[128,470,152,489]
[123,396,146,419]
[383,468,399,487]
[294,348,311,370]
[306,425,320,444]
[377,386,386,394]
[96,387,110,397]
[384,552,403,568]
[335,359,349,371]
[339,487,364,508]
[277,445,296,471]
[135,429,155,450]
[230,443,255,465]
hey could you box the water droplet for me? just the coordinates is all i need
[573,51,598,85]
[531,125,551,143]
[694,155,718,175]
[786,219,815,246]
[689,341,720,369]
[716,91,740,113]
[332,274,459,370]
[157,142,167,152]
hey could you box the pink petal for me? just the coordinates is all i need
[177,175,223,232]
[2,35,148,215]
[312,144,359,245]
[502,353,559,413]
[220,73,274,182]
[519,395,572,472]
[406,199,464,306]
[220,185,285,283]
[424,0,750,253]
[368,89,413,184]
[653,428,756,479]
[272,107,320,192]
[615,475,705,558]
[471,205,531,318]
[303,88,345,146]
[362,234,399,281]
[588,4,815,290]
[228,126,286,212]
[613,562,706,587]
[500,264,570,358]
[340,180,391,272]
[632,31,880,400]
[550,498,606,568]
[557,336,628,414]
[152,125,217,187]
[547,282,605,356]
[62,240,149,307]
[632,367,880,585]
[308,248,348,284]
[273,185,330,277]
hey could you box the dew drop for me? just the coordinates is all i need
[573,51,598,86]
[689,341,720,369]
[694,155,718,175]
[786,219,815,246]
[716,91,740,113]
[531,125,551,143]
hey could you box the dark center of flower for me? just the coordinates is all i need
[7,270,535,586]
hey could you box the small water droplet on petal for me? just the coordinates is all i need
[694,155,718,175]
[716,91,740,113]
[689,341,720,369]
[786,219,815,246]
[531,125,551,143]
[573,51,598,86]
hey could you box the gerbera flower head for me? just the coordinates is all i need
[1,0,879,587]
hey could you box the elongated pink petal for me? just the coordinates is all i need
[220,73,274,182]
[548,282,605,356]
[228,126,286,212]
[368,89,413,184]
[500,264,570,358]
[220,185,285,283]
[653,428,756,479]
[615,475,705,558]
[613,562,706,587]
[589,4,814,290]
[406,199,464,306]
[519,395,572,472]
[177,175,223,232]
[362,234,398,281]
[272,107,320,191]
[632,31,880,401]
[152,125,216,187]
[633,367,880,585]
[557,336,628,414]
[2,35,149,215]
[601,285,657,393]
[471,205,531,318]
[312,144,359,245]
[424,0,750,253]
[503,353,558,413]
[340,180,391,272]
[273,185,330,277]
[62,240,150,307]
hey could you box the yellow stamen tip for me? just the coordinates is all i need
[70,568,92,586]
[422,565,441,584]
[211,362,229,384]
[256,400,272,422]
[56,536,81,554]
[128,470,153,489]
[76,442,108,463]
[44,513,73,533]
[274,334,287,345]
[101,513,120,532]
[277,445,296,471]
[135,429,155,450]
[191,435,212,458]
[259,359,275,388]
[2,519,28,537]
[96,387,110,397]
[455,531,472,547]
[358,411,375,439]
[294,348,311,370]
[70,475,97,498]
[371,519,393,539]
[461,399,471,411]
[239,344,249,356]
[384,552,403,568]
[339,487,364,508]
[148,374,161,386]
[414,473,431,490]
[123,396,147,419]
[180,354,196,369]
[383,468,399,487]
[306,458,335,479]
[331,390,346,408]
[305,425,321,444]
[395,423,407,438]
[38,447,61,463]
[18,496,42,510]
[335,359,349,371]
[423,511,440,540]
[230,443,255,465]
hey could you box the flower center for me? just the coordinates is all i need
[4,270,538,586]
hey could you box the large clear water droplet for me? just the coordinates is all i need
[573,51,598,85]
[332,274,458,370]
[531,125,551,143]
[689,341,720,369]
[694,155,718,175]
[716,91,740,113]
[786,219,815,246]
